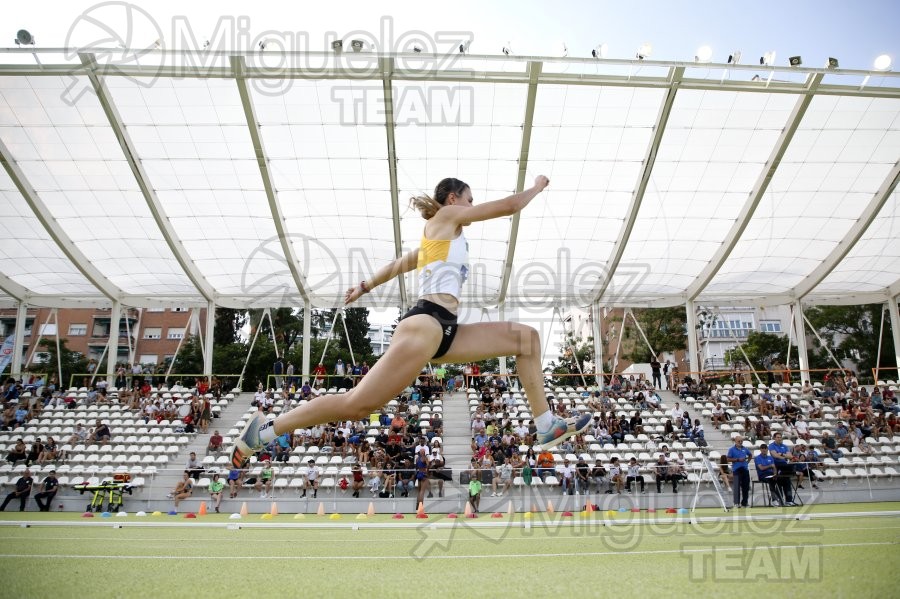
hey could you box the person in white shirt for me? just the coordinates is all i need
[301,459,319,498]
[491,459,513,497]
[712,403,727,429]
[670,403,682,423]
[625,457,645,493]
[559,459,576,495]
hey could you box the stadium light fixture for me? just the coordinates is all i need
[502,42,513,56]
[695,45,713,62]
[727,51,741,64]
[826,57,839,69]
[412,44,423,53]
[15,29,34,45]
[459,40,471,54]
[789,55,802,66]
[331,40,343,53]
[636,42,652,60]
[759,51,776,66]
[258,39,268,50]
[873,54,892,71]
[350,39,365,52]
[558,41,568,57]
[591,43,608,59]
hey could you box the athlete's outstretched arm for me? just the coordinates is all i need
[442,175,549,226]
[344,248,418,304]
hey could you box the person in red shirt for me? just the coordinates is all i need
[472,364,481,385]
[312,363,327,387]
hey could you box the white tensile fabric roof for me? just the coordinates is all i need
[0,49,898,310]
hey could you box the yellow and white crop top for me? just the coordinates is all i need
[417,231,469,300]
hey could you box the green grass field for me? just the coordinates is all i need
[1,503,898,598]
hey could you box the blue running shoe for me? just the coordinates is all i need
[229,411,266,469]
[537,413,592,449]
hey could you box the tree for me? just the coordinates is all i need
[328,308,375,367]
[723,331,794,372]
[623,307,687,363]
[805,304,895,377]
[248,308,304,352]
[33,338,88,391]
[544,333,594,387]
[214,308,247,345]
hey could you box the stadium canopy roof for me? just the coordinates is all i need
[0,49,899,311]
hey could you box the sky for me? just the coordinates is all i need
[6,0,899,69]
[4,0,899,356]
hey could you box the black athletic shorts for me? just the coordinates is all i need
[401,299,459,359]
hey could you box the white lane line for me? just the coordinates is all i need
[2,525,898,544]
[0,541,894,561]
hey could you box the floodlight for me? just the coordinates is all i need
[15,29,34,45]
[727,51,741,64]
[826,57,839,69]
[591,43,608,59]
[636,42,652,60]
[459,40,471,54]
[759,51,776,66]
[412,44,423,53]
[559,41,568,57]
[202,40,210,50]
[258,40,267,50]
[331,40,343,52]
[502,42,513,56]
[350,39,365,52]
[695,45,713,62]
[873,54,892,71]
[789,55,802,66]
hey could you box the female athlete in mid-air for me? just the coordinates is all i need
[230,175,591,468]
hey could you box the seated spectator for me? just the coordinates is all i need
[793,444,821,490]
[207,430,224,455]
[167,471,193,508]
[654,454,677,493]
[185,452,203,480]
[5,439,27,464]
[711,403,727,429]
[395,459,415,497]
[820,431,843,460]
[559,458,576,495]
[350,463,365,498]
[254,460,274,498]
[227,468,243,498]
[0,468,33,512]
[718,455,733,493]
[689,419,706,445]
[301,459,319,499]
[609,457,624,493]
[25,439,42,466]
[793,415,811,441]
[591,459,610,494]
[37,437,58,464]
[208,473,225,513]
[624,457,645,493]
[536,448,555,481]
[33,469,59,512]
[754,444,779,505]
[89,420,110,444]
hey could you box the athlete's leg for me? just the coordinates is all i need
[231,315,442,466]
[439,321,591,448]
[275,316,439,433]
[439,321,548,418]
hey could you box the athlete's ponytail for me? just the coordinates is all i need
[410,177,470,220]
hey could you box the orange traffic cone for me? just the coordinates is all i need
[464,501,473,517]
[239,502,249,517]
[586,502,595,513]
[546,499,555,514]
[270,502,278,517]
[366,502,376,517]
[198,501,207,516]
[316,502,326,516]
